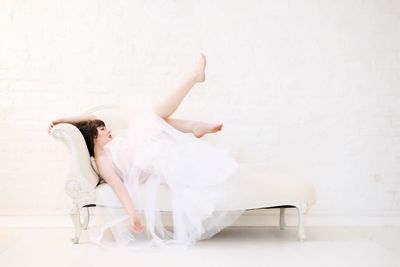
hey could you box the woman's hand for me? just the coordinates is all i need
[48,114,98,135]
[48,119,61,135]
[96,157,144,234]
[129,212,145,233]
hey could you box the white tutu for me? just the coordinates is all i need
[86,105,244,250]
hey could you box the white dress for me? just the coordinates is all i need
[87,105,243,250]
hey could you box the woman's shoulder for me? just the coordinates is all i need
[94,154,111,169]
[95,154,116,176]
[95,152,125,180]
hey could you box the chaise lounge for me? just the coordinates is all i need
[50,104,316,244]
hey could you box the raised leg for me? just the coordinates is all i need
[166,117,223,138]
[152,54,206,120]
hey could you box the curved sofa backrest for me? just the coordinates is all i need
[52,123,100,188]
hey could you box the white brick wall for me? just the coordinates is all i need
[0,0,399,225]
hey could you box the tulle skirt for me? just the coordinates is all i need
[86,105,244,250]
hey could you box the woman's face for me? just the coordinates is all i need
[95,125,112,147]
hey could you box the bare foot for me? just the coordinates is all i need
[193,53,206,83]
[192,121,223,138]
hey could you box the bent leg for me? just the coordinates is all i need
[166,117,223,138]
[166,118,194,133]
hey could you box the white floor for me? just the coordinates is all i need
[0,226,399,267]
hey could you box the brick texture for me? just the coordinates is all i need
[0,0,399,222]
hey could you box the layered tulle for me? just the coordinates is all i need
[86,105,243,249]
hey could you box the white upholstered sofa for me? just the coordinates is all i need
[50,104,316,244]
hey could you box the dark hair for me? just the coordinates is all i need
[72,120,106,157]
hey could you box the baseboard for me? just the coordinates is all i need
[1,209,400,228]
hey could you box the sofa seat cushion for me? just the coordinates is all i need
[94,174,316,211]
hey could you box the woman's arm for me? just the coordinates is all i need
[54,114,97,124]
[96,155,144,232]
[48,114,97,134]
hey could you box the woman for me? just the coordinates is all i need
[48,54,243,249]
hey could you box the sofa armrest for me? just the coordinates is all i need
[51,123,98,202]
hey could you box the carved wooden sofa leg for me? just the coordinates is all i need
[70,205,82,244]
[295,203,307,241]
[261,205,308,241]
[70,205,91,244]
